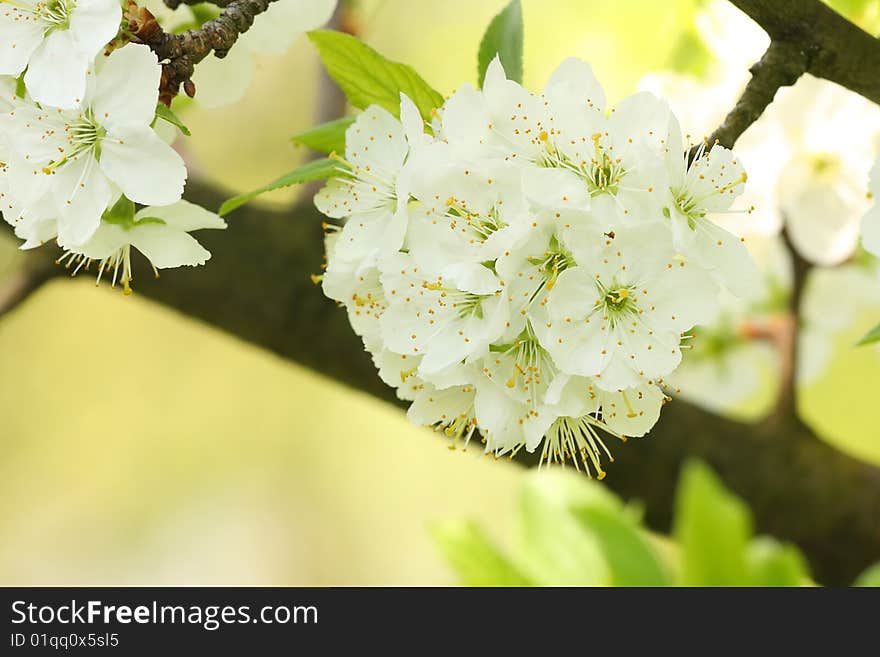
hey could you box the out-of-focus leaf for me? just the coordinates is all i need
[856,321,880,346]
[517,471,610,585]
[665,26,712,78]
[291,117,355,154]
[578,506,673,586]
[477,0,524,86]
[747,538,812,587]
[430,520,532,586]
[854,562,880,586]
[674,461,752,586]
[308,30,444,122]
[219,157,341,215]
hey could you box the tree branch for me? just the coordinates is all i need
[693,0,880,157]
[699,40,808,154]
[774,223,812,421]
[728,0,880,106]
[9,182,878,585]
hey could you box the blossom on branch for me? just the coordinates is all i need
[318,58,759,478]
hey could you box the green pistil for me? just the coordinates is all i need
[40,0,76,32]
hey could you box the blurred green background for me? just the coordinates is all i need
[1,0,879,585]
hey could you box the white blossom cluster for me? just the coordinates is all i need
[318,57,759,477]
[0,1,225,293]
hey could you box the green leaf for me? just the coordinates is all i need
[856,321,880,346]
[154,103,192,137]
[477,0,524,86]
[308,30,444,122]
[219,157,341,216]
[674,461,753,586]
[516,471,612,585]
[578,506,672,586]
[430,520,532,586]
[15,73,26,100]
[854,562,880,586]
[291,117,355,154]
[747,538,811,587]
[102,196,137,229]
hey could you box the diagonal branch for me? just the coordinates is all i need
[695,40,808,156]
[728,0,880,106]
[6,183,879,585]
[695,0,880,157]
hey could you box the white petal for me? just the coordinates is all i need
[599,385,664,437]
[439,84,490,145]
[136,200,226,231]
[544,57,606,113]
[861,205,880,257]
[345,104,408,175]
[0,11,43,76]
[73,222,129,259]
[130,225,212,268]
[25,30,90,109]
[99,128,186,206]
[70,0,123,57]
[52,159,113,246]
[92,44,162,130]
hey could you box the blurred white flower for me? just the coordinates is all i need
[639,1,880,265]
[191,0,337,108]
[861,157,880,257]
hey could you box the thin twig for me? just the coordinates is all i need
[689,40,808,161]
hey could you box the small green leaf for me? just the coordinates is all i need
[431,520,532,586]
[154,103,192,136]
[291,117,355,154]
[747,538,811,587]
[674,461,752,586]
[854,562,880,586]
[856,321,880,346]
[308,30,444,122]
[15,73,26,100]
[477,0,524,86]
[219,157,341,216]
[102,196,137,229]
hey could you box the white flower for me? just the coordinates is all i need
[378,252,510,376]
[406,382,479,447]
[663,126,760,296]
[543,224,718,391]
[315,95,423,270]
[861,157,880,257]
[3,44,187,246]
[0,0,121,109]
[189,0,336,108]
[406,150,530,295]
[57,199,226,294]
